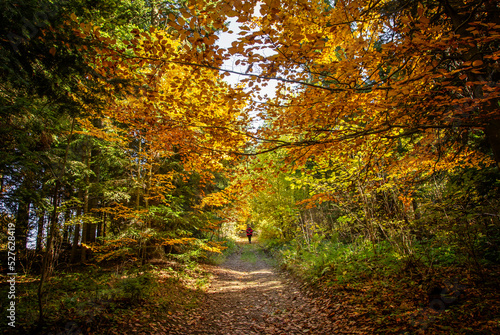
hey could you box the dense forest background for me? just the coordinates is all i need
[1,0,499,333]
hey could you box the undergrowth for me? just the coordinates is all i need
[261,235,500,334]
[0,258,210,335]
[204,237,237,265]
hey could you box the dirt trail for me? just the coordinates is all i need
[166,240,340,335]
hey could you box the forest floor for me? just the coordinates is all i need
[4,238,499,334]
[2,239,347,335]
[164,238,341,335]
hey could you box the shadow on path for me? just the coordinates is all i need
[166,239,341,335]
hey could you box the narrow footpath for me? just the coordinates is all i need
[165,240,343,335]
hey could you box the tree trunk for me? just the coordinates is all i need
[97,212,106,240]
[71,200,82,264]
[15,200,30,254]
[38,181,61,325]
[63,208,71,245]
[102,213,106,238]
[38,117,75,326]
[81,138,92,261]
[70,224,81,263]
[136,140,142,210]
[484,120,500,169]
[36,211,45,252]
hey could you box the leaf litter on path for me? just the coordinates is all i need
[164,242,341,335]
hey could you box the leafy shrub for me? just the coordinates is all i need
[279,237,402,283]
[115,272,156,302]
[205,237,238,264]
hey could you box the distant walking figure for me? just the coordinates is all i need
[246,226,253,244]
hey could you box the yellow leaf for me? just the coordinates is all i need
[472,60,483,67]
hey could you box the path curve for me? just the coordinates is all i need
[166,241,340,335]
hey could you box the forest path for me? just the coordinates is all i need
[165,239,340,335]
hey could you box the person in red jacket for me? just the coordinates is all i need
[246,226,253,244]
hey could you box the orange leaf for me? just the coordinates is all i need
[472,60,483,67]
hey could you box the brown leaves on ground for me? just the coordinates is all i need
[164,241,340,334]
[71,244,500,335]
[304,265,500,334]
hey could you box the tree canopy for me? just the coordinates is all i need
[1,0,499,333]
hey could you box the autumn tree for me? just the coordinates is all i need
[169,0,499,270]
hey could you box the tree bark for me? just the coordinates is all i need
[15,199,30,254]
[70,223,81,263]
[81,137,92,261]
[35,211,45,252]
[38,117,75,326]
[484,120,500,169]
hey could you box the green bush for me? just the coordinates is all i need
[115,272,156,302]
[204,237,238,264]
[278,237,403,283]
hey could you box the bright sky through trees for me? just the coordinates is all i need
[217,2,278,101]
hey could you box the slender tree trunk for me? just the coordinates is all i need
[38,117,75,326]
[70,223,81,263]
[36,211,45,252]
[145,163,152,228]
[136,140,142,210]
[38,181,63,325]
[101,213,106,239]
[81,138,91,261]
[63,209,71,245]
[69,225,74,245]
[97,213,102,239]
[484,120,500,169]
[71,201,82,264]
[15,200,30,255]
[89,137,100,243]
